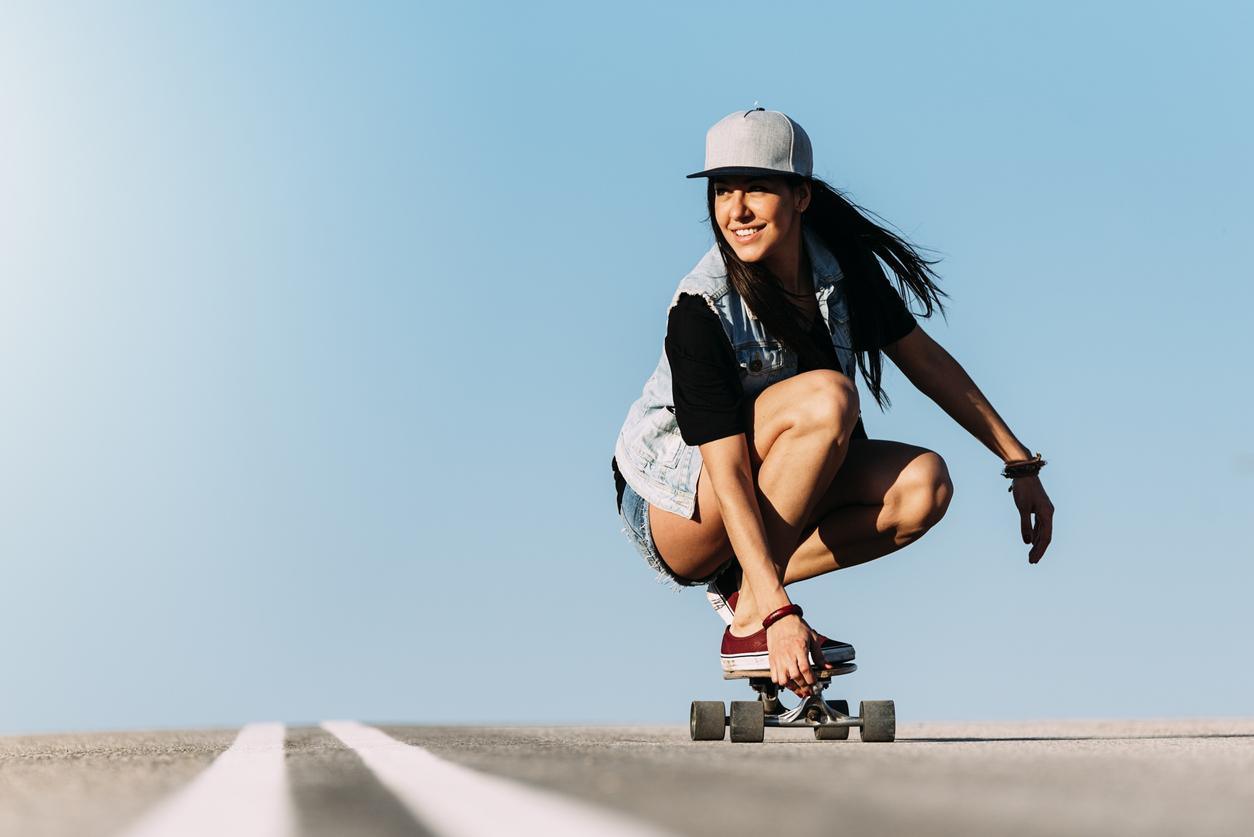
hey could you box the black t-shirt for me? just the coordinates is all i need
[663,292,917,446]
[611,281,917,514]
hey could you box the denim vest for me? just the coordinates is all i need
[613,221,858,520]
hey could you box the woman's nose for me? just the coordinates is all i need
[728,191,751,220]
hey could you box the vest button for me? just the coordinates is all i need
[749,358,763,373]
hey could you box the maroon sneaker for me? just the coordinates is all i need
[720,625,855,673]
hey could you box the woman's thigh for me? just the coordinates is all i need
[647,370,854,582]
[806,437,945,524]
[645,450,734,583]
[651,435,942,582]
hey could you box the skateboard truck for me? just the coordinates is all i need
[690,663,896,743]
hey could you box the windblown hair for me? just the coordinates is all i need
[706,174,949,410]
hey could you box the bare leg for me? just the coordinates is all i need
[780,440,955,584]
[647,376,954,620]
[728,371,860,636]
[648,370,856,594]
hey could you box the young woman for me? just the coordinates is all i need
[611,108,1053,699]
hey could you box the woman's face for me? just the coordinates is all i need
[712,175,810,263]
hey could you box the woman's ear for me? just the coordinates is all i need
[794,180,812,213]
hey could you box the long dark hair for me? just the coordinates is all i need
[706,174,949,410]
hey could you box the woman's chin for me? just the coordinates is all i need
[731,244,768,262]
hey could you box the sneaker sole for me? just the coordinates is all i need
[720,646,855,672]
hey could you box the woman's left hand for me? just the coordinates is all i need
[1011,475,1054,564]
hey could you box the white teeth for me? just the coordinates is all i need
[735,227,761,237]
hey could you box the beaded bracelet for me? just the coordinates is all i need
[1002,452,1046,490]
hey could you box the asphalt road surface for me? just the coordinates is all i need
[2,719,1253,837]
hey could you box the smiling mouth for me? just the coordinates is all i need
[732,226,764,241]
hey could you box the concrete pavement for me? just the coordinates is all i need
[2,720,1252,836]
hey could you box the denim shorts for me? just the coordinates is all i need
[617,477,728,589]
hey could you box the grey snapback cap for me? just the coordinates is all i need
[686,107,813,179]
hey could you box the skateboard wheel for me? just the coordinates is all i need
[729,700,765,743]
[816,699,850,740]
[690,701,726,741]
[858,700,896,742]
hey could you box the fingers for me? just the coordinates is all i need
[1029,511,1054,564]
[809,630,834,670]
[1027,498,1055,564]
[793,650,816,696]
[798,655,816,688]
[767,619,822,696]
[798,639,817,686]
[775,652,815,696]
[782,662,805,696]
[810,635,833,672]
[1019,485,1056,563]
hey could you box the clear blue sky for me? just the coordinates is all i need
[2,1,1251,734]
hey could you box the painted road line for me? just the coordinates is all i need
[119,722,293,837]
[321,721,674,837]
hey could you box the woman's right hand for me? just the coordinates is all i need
[766,614,825,697]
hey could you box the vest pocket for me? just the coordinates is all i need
[628,423,684,470]
[735,343,788,377]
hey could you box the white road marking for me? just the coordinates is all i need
[119,721,293,837]
[322,720,674,837]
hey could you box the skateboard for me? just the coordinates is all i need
[689,662,896,743]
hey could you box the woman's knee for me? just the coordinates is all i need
[787,370,860,438]
[895,451,954,539]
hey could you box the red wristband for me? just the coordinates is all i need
[761,604,803,630]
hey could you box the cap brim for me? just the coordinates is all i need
[686,166,805,180]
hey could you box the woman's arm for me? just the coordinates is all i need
[883,323,1031,462]
[698,433,790,615]
[665,292,795,599]
[884,323,1055,563]
[665,293,831,687]
[700,432,827,693]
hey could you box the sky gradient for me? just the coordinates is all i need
[1,1,1251,733]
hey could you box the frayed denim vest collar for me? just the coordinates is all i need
[614,221,857,520]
